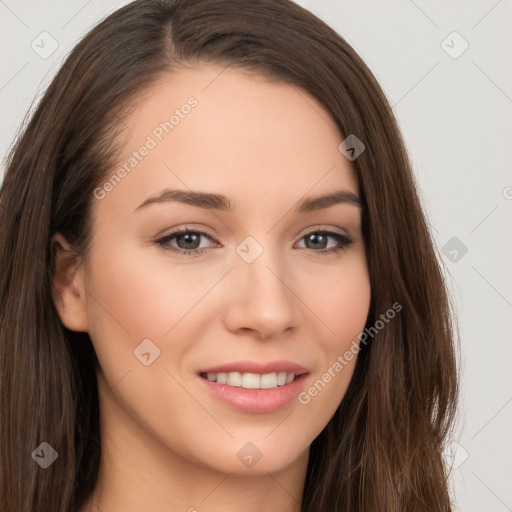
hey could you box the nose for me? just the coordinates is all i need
[222,246,301,340]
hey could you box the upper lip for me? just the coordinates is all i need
[197,360,310,376]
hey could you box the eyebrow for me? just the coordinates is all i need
[134,188,362,213]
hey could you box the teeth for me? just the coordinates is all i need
[260,373,277,389]
[227,372,242,386]
[277,371,287,385]
[241,372,260,389]
[204,371,296,389]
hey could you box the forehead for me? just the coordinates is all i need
[98,64,359,215]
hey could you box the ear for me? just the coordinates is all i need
[50,233,89,332]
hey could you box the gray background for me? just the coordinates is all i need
[1,1,511,510]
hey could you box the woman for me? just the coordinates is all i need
[0,0,458,510]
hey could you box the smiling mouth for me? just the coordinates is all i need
[199,371,299,390]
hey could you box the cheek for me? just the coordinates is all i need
[82,238,230,388]
[84,243,207,340]
[330,276,371,346]
[294,253,370,419]
[304,251,371,349]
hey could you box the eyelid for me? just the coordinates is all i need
[156,225,216,241]
[295,226,354,252]
[300,224,349,238]
[157,224,349,242]
[155,224,354,256]
[154,226,219,255]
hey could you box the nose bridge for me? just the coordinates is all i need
[223,236,300,337]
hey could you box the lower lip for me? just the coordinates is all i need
[197,373,310,413]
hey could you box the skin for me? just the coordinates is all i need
[51,64,371,512]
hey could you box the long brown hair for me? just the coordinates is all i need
[0,0,459,510]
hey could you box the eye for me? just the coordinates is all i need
[155,226,354,257]
[155,227,217,256]
[295,229,354,255]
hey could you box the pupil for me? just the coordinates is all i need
[306,233,326,249]
[179,232,200,249]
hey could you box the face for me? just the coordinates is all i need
[59,64,371,475]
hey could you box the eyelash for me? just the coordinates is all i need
[155,226,354,257]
